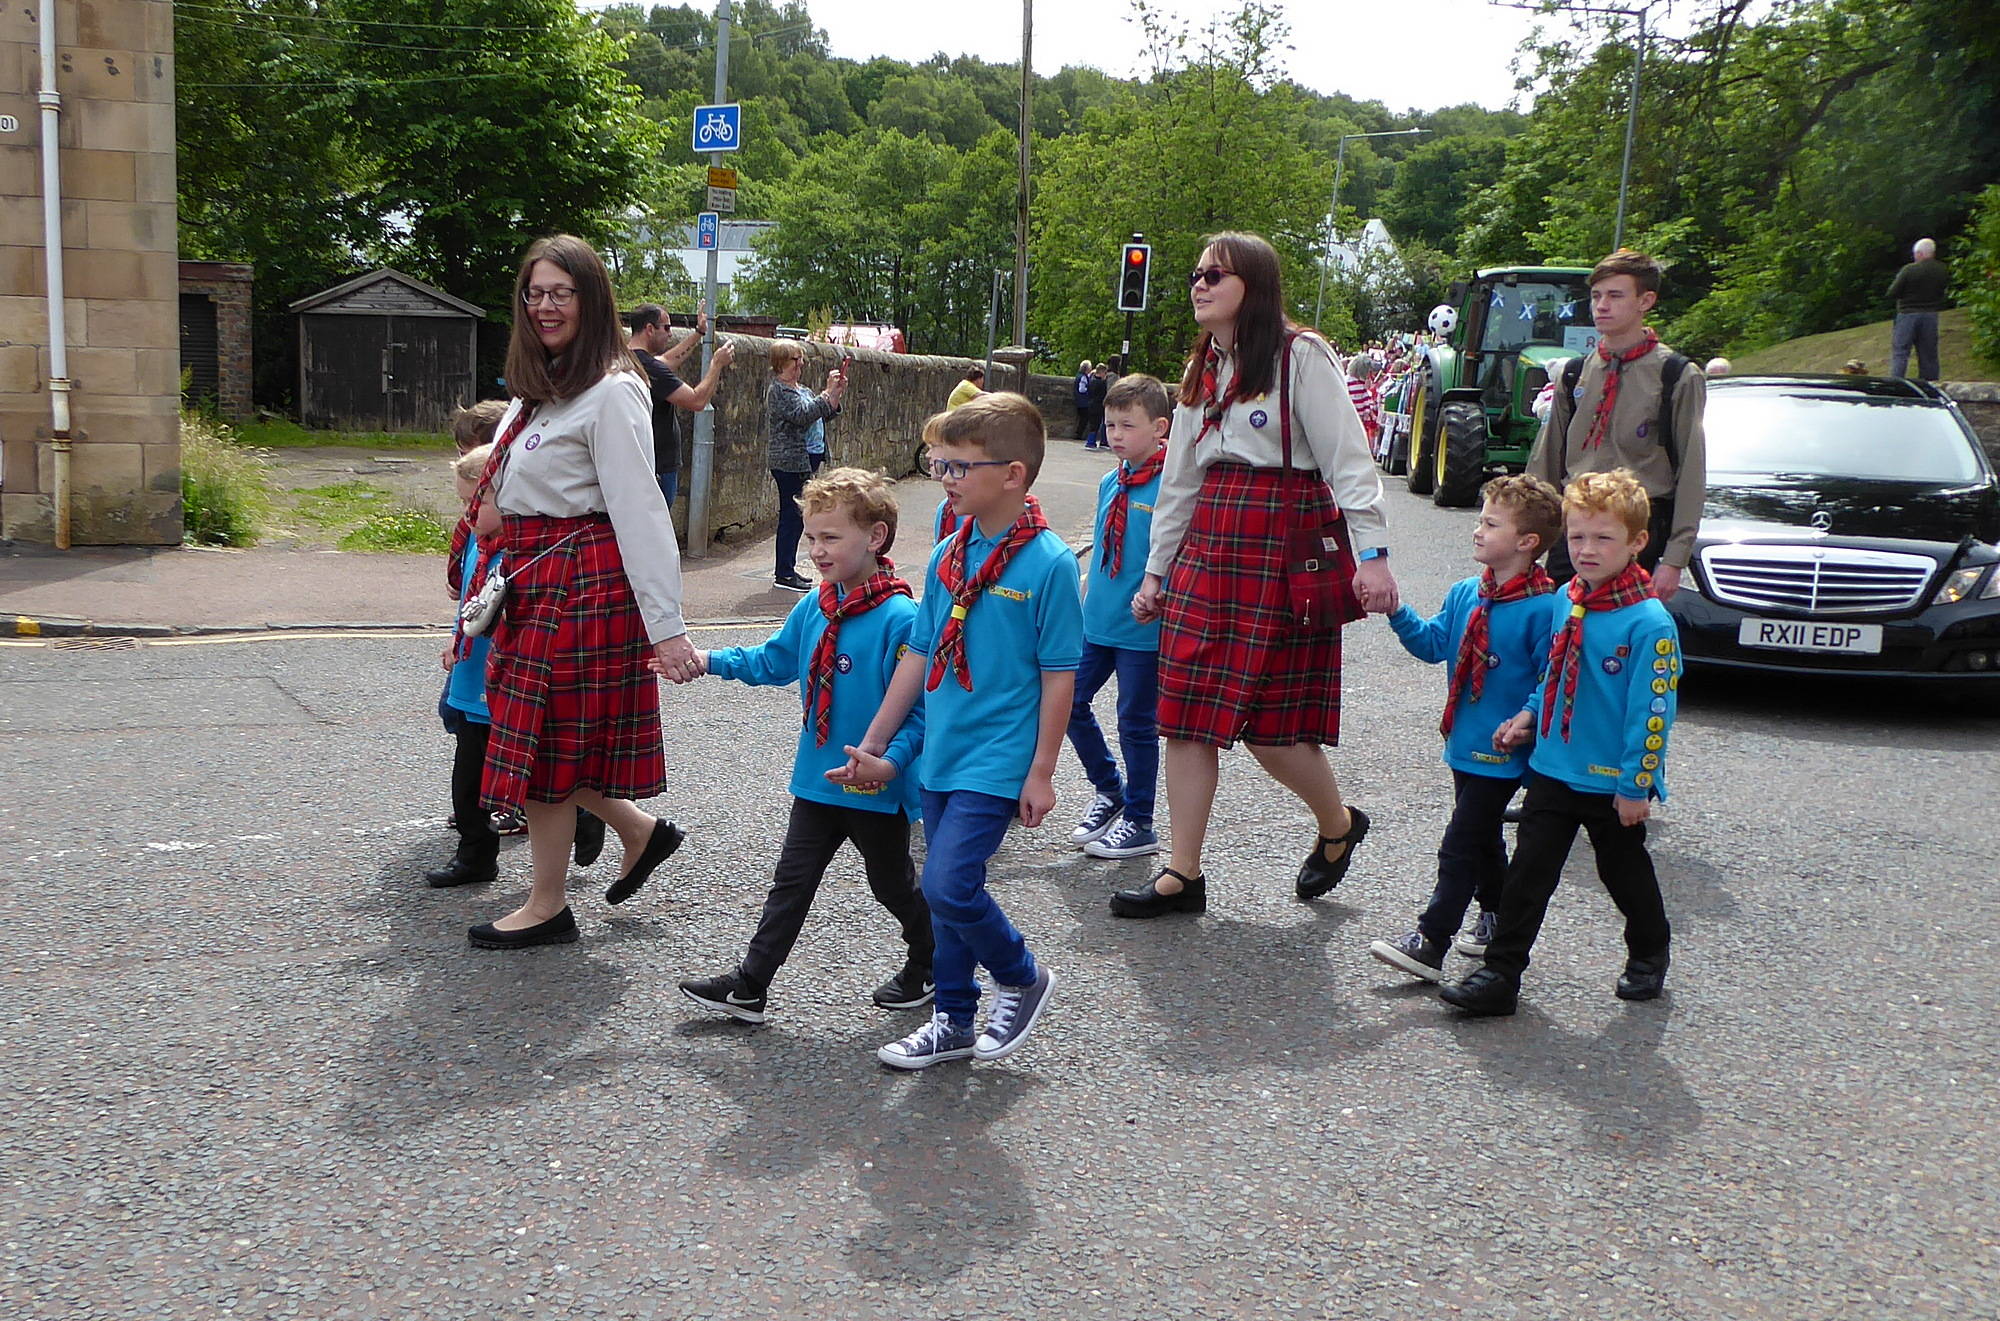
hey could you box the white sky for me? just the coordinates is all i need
[792,0,1539,112]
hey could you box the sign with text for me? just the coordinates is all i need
[696,212,720,250]
[707,166,738,188]
[692,103,741,153]
[706,185,737,214]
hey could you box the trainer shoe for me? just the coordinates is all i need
[1083,817,1160,859]
[491,809,527,837]
[877,1012,976,1069]
[871,965,936,1011]
[1455,908,1500,958]
[774,572,812,592]
[1616,948,1671,1001]
[1368,930,1448,982]
[1439,966,1519,1017]
[1070,792,1124,846]
[973,965,1056,1061]
[678,970,768,1024]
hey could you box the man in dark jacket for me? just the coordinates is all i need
[626,303,732,505]
[1886,238,1950,381]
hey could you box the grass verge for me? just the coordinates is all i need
[180,411,272,546]
[238,418,453,451]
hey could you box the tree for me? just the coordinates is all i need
[1379,136,1508,255]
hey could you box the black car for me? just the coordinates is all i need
[1668,374,2000,679]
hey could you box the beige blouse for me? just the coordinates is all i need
[493,368,686,643]
[1147,331,1388,578]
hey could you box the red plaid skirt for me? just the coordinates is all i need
[480,513,667,811]
[1158,463,1343,748]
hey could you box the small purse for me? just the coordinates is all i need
[457,529,586,638]
[1277,333,1366,633]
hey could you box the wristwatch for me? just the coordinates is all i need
[1356,546,1389,561]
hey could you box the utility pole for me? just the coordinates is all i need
[1313,127,1427,331]
[686,0,732,559]
[1013,0,1031,346]
[1612,6,1647,251]
[983,268,1006,383]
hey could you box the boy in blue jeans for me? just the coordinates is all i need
[1442,469,1680,1016]
[834,392,1081,1069]
[670,469,934,1022]
[1368,474,1564,978]
[1067,373,1170,860]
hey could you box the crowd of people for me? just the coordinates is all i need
[428,230,1699,1071]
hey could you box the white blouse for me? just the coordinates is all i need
[1146,331,1388,578]
[493,369,686,643]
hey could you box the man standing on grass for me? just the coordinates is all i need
[1886,238,1949,382]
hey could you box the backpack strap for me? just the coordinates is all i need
[1655,352,1690,472]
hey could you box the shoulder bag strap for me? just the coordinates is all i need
[1656,352,1689,472]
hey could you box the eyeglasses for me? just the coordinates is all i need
[521,285,578,308]
[1188,266,1236,288]
[926,456,1013,481]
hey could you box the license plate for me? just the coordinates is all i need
[1737,618,1883,654]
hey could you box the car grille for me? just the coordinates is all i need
[1698,544,1936,615]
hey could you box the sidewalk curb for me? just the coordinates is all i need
[9,615,443,639]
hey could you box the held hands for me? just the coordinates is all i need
[1353,558,1401,615]
[826,740,897,787]
[1616,795,1651,827]
[651,634,701,685]
[646,648,708,684]
[1018,771,1056,829]
[1493,711,1536,753]
[1130,573,1164,623]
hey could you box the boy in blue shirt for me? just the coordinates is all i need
[1067,373,1170,860]
[427,444,506,888]
[1369,474,1564,979]
[671,468,934,1023]
[833,393,1082,1069]
[1442,469,1680,1016]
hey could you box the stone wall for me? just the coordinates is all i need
[0,0,180,545]
[178,260,252,420]
[1944,382,2000,469]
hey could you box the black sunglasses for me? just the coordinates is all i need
[1188,266,1236,288]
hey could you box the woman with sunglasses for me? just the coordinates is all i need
[1117,231,1399,918]
[464,234,695,949]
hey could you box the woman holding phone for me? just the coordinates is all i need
[765,341,847,591]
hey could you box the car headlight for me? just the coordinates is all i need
[1986,566,2000,599]
[1934,565,1992,604]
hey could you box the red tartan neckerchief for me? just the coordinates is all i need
[1193,340,1244,444]
[450,406,532,660]
[446,515,472,595]
[1540,561,1653,742]
[1583,329,1659,452]
[937,505,961,540]
[1442,566,1556,736]
[924,497,1049,693]
[1100,447,1165,577]
[805,563,913,745]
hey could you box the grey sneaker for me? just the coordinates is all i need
[1369,930,1448,982]
[973,965,1056,1061]
[1070,792,1124,846]
[1083,817,1161,859]
[877,1012,976,1069]
[1455,908,1500,958]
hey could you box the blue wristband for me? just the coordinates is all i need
[1356,546,1388,561]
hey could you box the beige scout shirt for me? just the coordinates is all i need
[1147,332,1387,579]
[494,368,687,643]
[1526,342,1708,568]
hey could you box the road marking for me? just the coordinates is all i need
[1,620,783,651]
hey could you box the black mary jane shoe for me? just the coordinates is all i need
[572,810,607,868]
[1615,948,1671,1001]
[1295,806,1371,901]
[1109,867,1208,919]
[1439,966,1518,1017]
[605,818,687,905]
[468,906,579,950]
[424,854,497,889]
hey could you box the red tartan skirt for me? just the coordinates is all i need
[480,513,667,811]
[1158,463,1343,748]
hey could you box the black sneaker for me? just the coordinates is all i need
[1439,966,1519,1017]
[1368,930,1447,982]
[679,970,767,1023]
[774,572,812,592]
[872,965,935,1011]
[1616,949,1671,1001]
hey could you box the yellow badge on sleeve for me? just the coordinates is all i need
[1645,734,1663,751]
[1652,679,1668,695]
[1642,754,1660,770]
[1646,716,1664,732]
[1655,638,1673,655]
[1634,772,1653,788]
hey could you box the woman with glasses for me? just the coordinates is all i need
[765,340,848,591]
[463,234,695,949]
[1116,231,1399,919]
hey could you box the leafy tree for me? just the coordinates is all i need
[1379,136,1508,255]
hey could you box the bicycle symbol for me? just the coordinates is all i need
[696,112,734,146]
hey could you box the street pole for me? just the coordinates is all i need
[983,268,1004,382]
[1612,7,1646,252]
[1013,0,1031,347]
[1313,127,1426,331]
[686,0,731,559]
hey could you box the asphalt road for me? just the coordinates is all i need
[4,483,1995,1320]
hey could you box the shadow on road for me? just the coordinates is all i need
[1679,665,2000,748]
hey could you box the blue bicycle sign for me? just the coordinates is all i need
[692,103,742,153]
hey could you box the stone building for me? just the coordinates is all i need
[1,0,179,545]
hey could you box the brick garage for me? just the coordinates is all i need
[0,0,180,545]
[178,260,252,420]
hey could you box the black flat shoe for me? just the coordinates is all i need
[605,818,686,905]
[468,906,579,949]
[1439,966,1518,1017]
[573,810,607,868]
[1616,948,1671,1001]
[1109,867,1207,918]
[1296,806,1370,900]
[424,856,497,889]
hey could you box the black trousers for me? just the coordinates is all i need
[1416,770,1520,945]
[449,717,500,864]
[1547,500,1674,581]
[740,797,934,989]
[1481,771,1671,983]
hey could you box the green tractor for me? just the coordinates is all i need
[1398,266,1599,507]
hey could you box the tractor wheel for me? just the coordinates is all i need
[1404,372,1437,495]
[1433,401,1488,508]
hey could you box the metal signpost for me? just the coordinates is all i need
[686,5,738,559]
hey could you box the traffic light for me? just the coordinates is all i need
[1117,240,1151,313]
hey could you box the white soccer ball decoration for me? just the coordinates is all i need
[1427,303,1459,337]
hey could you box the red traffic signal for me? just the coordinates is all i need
[1117,242,1152,313]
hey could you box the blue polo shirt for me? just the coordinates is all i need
[706,587,925,817]
[1082,457,1163,652]
[444,536,496,722]
[1389,577,1562,778]
[909,524,1084,800]
[1522,596,1680,801]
